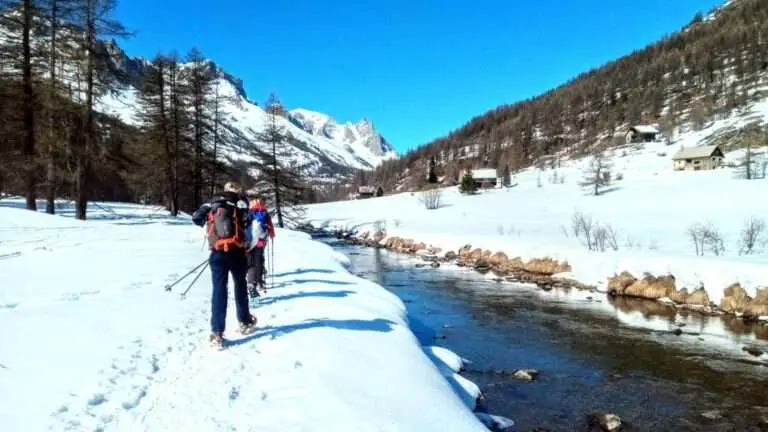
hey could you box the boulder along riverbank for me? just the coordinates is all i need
[322,227,768,339]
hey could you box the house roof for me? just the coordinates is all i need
[672,145,721,160]
[470,168,497,179]
[358,186,376,193]
[630,125,660,134]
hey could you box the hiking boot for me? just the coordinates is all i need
[239,314,258,335]
[248,283,260,298]
[209,332,226,350]
[258,282,268,294]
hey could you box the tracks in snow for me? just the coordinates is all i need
[48,301,282,431]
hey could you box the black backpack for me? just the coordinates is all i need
[206,200,245,251]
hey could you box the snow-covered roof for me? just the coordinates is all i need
[630,125,660,134]
[470,168,497,179]
[672,145,722,160]
[358,186,376,194]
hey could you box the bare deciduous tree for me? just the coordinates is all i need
[738,216,767,255]
[594,223,619,252]
[579,150,612,196]
[571,211,595,250]
[688,222,725,256]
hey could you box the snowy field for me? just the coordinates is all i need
[306,105,768,309]
[0,199,490,431]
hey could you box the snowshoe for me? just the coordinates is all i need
[209,332,227,350]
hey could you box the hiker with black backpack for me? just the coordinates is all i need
[246,198,275,298]
[192,181,258,349]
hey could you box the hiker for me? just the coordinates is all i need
[192,181,257,349]
[246,198,275,298]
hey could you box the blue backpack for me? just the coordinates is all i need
[249,209,270,244]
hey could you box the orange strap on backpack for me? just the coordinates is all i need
[207,207,244,252]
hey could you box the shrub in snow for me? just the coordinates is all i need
[688,222,726,256]
[593,224,619,252]
[419,187,443,210]
[570,211,619,252]
[738,216,767,256]
[373,219,386,233]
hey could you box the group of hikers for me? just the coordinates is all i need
[192,181,276,349]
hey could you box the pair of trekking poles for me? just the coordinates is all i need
[164,240,275,300]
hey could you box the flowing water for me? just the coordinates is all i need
[324,238,768,431]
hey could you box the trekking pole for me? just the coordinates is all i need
[180,261,209,299]
[270,238,275,289]
[164,259,208,292]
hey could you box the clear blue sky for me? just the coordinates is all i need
[114,0,725,153]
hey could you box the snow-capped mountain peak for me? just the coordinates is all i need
[289,108,397,167]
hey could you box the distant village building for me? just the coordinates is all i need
[461,168,498,189]
[356,186,377,199]
[671,145,724,171]
[626,125,660,144]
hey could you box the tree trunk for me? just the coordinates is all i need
[22,0,37,211]
[156,61,177,217]
[170,61,180,215]
[271,115,284,228]
[76,0,95,220]
[210,83,219,197]
[46,0,59,215]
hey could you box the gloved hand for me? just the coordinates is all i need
[257,239,266,248]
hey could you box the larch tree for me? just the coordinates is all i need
[579,145,612,196]
[69,0,129,220]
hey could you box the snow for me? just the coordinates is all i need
[0,200,485,431]
[630,125,660,134]
[306,98,768,310]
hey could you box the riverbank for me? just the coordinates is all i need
[323,228,768,354]
[0,200,501,431]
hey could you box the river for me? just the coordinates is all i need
[324,237,768,431]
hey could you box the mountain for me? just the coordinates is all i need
[288,108,396,168]
[364,0,768,193]
[92,44,396,180]
[0,10,396,188]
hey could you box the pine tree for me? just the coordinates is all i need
[70,0,129,220]
[185,47,213,209]
[501,165,511,187]
[254,93,310,228]
[459,170,476,195]
[427,156,438,183]
[40,0,78,214]
[579,148,612,196]
[137,54,179,215]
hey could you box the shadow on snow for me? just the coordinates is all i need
[228,317,397,347]
[256,289,354,306]
[273,268,336,278]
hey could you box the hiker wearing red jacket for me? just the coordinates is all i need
[246,199,275,297]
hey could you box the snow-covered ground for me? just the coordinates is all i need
[306,104,768,310]
[0,199,490,431]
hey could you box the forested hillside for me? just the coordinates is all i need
[359,0,768,195]
[0,1,394,219]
